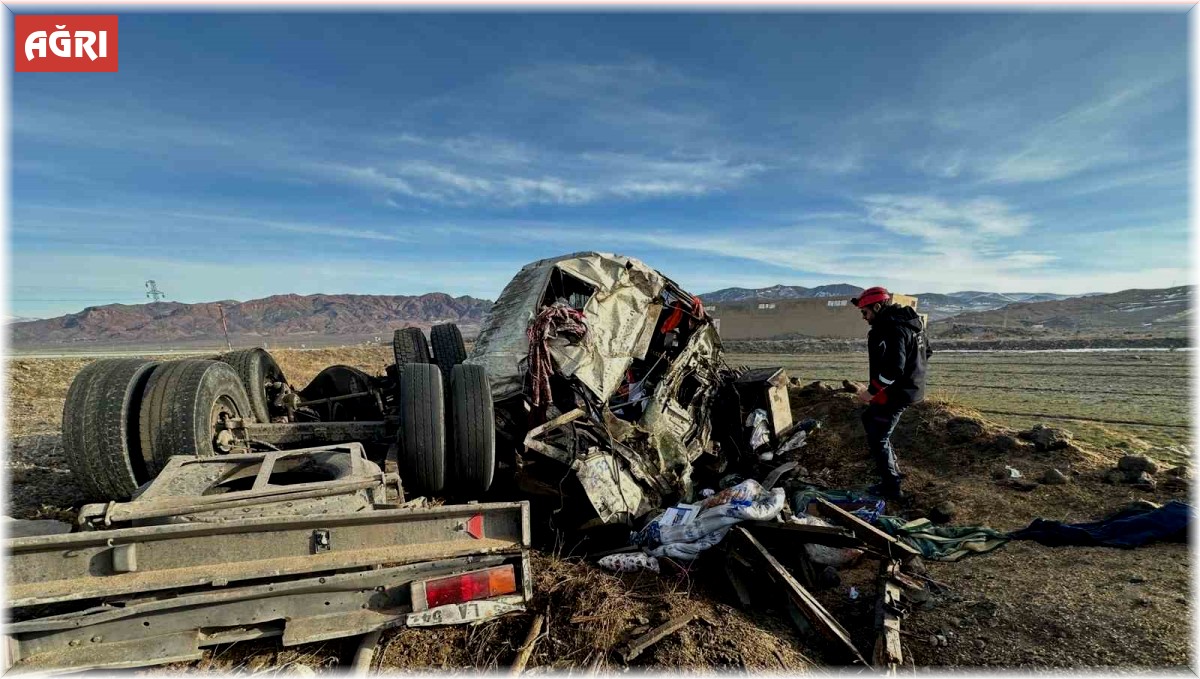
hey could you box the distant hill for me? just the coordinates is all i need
[699,284,1074,320]
[11,293,492,348]
[937,286,1191,335]
[700,284,865,303]
[699,285,813,302]
[913,291,1075,321]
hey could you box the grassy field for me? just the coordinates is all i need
[726,350,1192,461]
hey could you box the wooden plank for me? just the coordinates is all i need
[873,560,904,674]
[742,520,865,549]
[811,497,920,562]
[731,527,869,667]
[622,614,696,662]
[510,613,545,675]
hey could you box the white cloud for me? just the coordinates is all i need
[313,151,765,208]
[861,194,1033,242]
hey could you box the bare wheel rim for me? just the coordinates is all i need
[210,394,242,453]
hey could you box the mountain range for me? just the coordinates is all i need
[11,293,492,348]
[698,285,1075,321]
[939,286,1191,334]
[11,284,1186,350]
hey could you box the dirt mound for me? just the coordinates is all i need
[378,553,817,672]
[779,385,1180,531]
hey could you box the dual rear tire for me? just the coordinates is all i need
[396,363,495,498]
[62,349,494,502]
[62,358,253,500]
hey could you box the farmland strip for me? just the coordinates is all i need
[927,383,1185,398]
[787,369,1190,381]
[782,373,1188,396]
[970,409,1190,429]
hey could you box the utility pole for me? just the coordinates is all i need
[145,280,166,303]
[217,304,233,351]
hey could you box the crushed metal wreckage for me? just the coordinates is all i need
[467,252,762,529]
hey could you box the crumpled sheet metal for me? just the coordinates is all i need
[468,251,666,403]
[572,450,651,523]
[466,258,555,401]
[638,324,721,460]
[481,252,727,525]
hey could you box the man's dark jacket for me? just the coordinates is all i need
[866,305,932,407]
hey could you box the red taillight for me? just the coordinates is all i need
[424,565,517,609]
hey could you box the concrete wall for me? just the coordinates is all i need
[710,295,922,340]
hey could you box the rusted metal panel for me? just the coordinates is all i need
[237,421,392,447]
[77,445,399,526]
[8,555,529,673]
[8,502,530,607]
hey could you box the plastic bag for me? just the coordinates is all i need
[632,480,786,561]
[745,409,770,450]
[778,429,808,455]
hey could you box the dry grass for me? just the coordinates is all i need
[377,553,818,672]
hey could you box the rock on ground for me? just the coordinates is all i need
[1117,455,1160,475]
[1130,471,1157,491]
[1019,424,1073,452]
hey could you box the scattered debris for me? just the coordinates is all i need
[762,460,800,489]
[351,630,383,679]
[511,613,546,675]
[621,613,696,662]
[811,497,920,563]
[598,552,661,573]
[731,527,869,666]
[873,559,905,672]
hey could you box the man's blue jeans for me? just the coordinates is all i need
[861,403,907,489]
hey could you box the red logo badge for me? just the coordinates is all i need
[15,15,119,72]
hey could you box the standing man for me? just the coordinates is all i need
[850,286,931,500]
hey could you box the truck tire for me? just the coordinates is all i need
[393,327,430,367]
[62,359,160,500]
[430,323,467,379]
[396,363,445,495]
[139,360,253,476]
[218,348,287,423]
[448,364,495,494]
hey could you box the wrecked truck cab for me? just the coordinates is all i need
[466,252,739,528]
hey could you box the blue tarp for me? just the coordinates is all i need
[1008,500,1192,548]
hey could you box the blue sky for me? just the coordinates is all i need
[10,11,1190,318]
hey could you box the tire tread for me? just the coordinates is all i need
[397,363,445,495]
[393,328,431,367]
